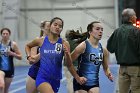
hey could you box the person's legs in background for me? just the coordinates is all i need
[64,66,74,93]
[128,66,140,93]
[119,66,130,93]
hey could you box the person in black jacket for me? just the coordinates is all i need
[107,8,140,93]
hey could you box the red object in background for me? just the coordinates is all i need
[136,20,140,28]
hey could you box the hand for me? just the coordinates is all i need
[27,53,40,64]
[108,73,113,82]
[76,76,87,85]
[7,50,16,56]
[63,44,70,54]
[27,56,37,64]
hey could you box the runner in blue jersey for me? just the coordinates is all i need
[70,21,113,93]
[25,17,86,93]
[26,20,50,93]
[0,28,22,93]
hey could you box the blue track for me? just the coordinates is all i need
[9,64,119,93]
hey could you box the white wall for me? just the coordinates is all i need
[19,0,115,41]
[0,0,117,65]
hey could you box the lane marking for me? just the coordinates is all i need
[11,78,26,85]
[13,74,27,80]
[9,86,26,93]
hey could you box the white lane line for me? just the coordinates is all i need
[11,78,26,85]
[13,74,27,80]
[9,86,26,93]
[61,77,66,83]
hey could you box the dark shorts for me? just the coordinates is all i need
[2,70,14,78]
[28,65,39,80]
[73,78,99,92]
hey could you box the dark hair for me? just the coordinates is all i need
[40,30,44,37]
[65,29,86,44]
[69,21,100,44]
[0,28,11,35]
[66,21,100,44]
[50,17,64,29]
[40,20,50,37]
[87,21,100,37]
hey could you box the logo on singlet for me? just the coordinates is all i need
[44,50,56,53]
[43,43,62,54]
[89,53,103,65]
[0,45,10,57]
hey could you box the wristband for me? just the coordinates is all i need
[26,55,31,60]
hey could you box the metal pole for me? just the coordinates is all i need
[114,0,119,28]
[1,0,4,28]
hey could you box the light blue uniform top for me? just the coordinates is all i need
[78,40,103,86]
[0,43,11,71]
